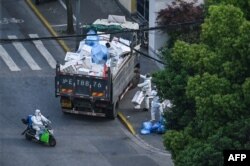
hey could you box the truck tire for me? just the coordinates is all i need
[62,111,70,115]
[35,0,40,5]
[106,102,118,120]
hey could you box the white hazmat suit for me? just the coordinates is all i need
[132,74,152,110]
[31,109,51,140]
[150,90,164,121]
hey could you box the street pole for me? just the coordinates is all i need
[75,0,80,51]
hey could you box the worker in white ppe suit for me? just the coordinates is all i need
[31,109,51,140]
[132,74,152,111]
[150,90,164,122]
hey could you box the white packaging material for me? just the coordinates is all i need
[98,32,110,41]
[111,41,121,54]
[89,71,103,77]
[74,60,84,70]
[111,39,129,56]
[132,91,144,105]
[82,56,92,69]
[62,65,76,73]
[75,60,83,65]
[108,15,126,24]
[77,67,90,75]
[92,15,139,29]
[117,57,124,66]
[65,60,78,66]
[61,61,75,70]
[110,38,119,49]
[108,47,117,57]
[119,38,130,46]
[106,59,111,67]
[120,21,139,30]
[65,52,84,61]
[60,61,77,73]
[77,40,85,51]
[91,63,104,73]
[99,40,108,47]
[119,38,131,53]
[112,37,119,42]
[120,45,130,54]
[77,44,92,57]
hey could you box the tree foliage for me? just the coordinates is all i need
[154,4,250,165]
[156,0,204,44]
[157,0,204,25]
[206,0,250,20]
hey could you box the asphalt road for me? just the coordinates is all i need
[0,1,173,166]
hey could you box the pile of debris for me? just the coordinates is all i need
[59,15,139,77]
[60,32,131,77]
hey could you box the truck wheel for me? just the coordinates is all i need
[107,102,118,120]
[35,0,40,5]
[62,110,70,115]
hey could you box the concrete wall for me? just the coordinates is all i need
[148,0,171,53]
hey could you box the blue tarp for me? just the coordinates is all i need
[140,117,166,135]
[91,43,108,64]
[84,29,109,64]
[85,29,99,47]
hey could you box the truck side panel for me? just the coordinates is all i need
[112,53,138,103]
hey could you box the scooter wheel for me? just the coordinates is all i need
[49,136,56,147]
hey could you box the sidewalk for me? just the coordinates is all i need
[26,0,170,155]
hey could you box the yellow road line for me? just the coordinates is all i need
[26,0,70,52]
[118,112,136,135]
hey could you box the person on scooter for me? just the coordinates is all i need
[31,109,51,140]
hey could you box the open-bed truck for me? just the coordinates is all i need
[55,19,140,119]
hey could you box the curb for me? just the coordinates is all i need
[117,112,136,135]
[26,0,70,52]
[26,0,137,137]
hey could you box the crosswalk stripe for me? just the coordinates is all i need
[8,35,41,70]
[29,34,57,69]
[0,45,21,71]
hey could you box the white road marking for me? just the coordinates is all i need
[8,35,41,70]
[0,45,21,71]
[29,34,57,69]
